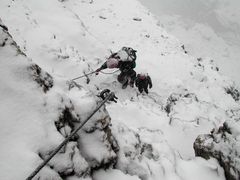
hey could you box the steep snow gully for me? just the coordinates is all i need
[0,0,240,180]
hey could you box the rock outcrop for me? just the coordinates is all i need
[0,22,119,180]
[36,72,119,180]
[194,119,240,180]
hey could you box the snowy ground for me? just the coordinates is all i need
[139,0,240,87]
[0,0,239,179]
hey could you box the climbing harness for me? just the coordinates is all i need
[98,89,118,103]
[26,92,115,180]
[121,47,137,61]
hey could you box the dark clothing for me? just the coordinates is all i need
[99,62,108,70]
[99,60,135,73]
[118,61,136,72]
[99,48,136,72]
[135,75,152,94]
[96,48,137,89]
[97,59,136,89]
[137,84,149,94]
[117,69,136,88]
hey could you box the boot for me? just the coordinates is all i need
[122,79,128,89]
[129,80,134,88]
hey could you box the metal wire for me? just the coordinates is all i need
[71,71,96,81]
[26,92,115,180]
[71,69,119,81]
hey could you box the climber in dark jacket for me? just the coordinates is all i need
[135,73,152,94]
[96,47,137,89]
[117,60,136,89]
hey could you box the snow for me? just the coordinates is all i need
[138,0,240,87]
[93,169,140,180]
[0,0,239,179]
[78,130,116,165]
[194,119,240,179]
[108,97,167,130]
[0,30,63,179]
[0,27,103,180]
[177,158,225,180]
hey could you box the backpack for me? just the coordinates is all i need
[121,47,137,61]
[111,47,137,62]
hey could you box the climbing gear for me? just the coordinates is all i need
[95,68,101,75]
[111,47,137,62]
[121,47,137,61]
[98,89,118,103]
[95,47,137,76]
[71,69,119,79]
[71,71,96,81]
[26,92,115,180]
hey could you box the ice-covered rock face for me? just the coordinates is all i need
[194,119,240,180]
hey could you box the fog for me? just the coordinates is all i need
[139,0,240,86]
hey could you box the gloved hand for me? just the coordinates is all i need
[149,84,152,89]
[95,68,101,75]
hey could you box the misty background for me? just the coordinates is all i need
[139,0,240,86]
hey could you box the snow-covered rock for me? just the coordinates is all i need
[0,24,117,180]
[194,119,240,180]
[112,122,226,180]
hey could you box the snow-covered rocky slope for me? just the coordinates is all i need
[0,0,240,179]
[0,24,119,180]
[139,0,240,87]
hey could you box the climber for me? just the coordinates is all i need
[135,73,152,94]
[98,89,118,103]
[95,47,137,89]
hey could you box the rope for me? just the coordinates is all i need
[100,69,120,74]
[26,92,115,180]
[71,69,119,81]
[71,71,96,81]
